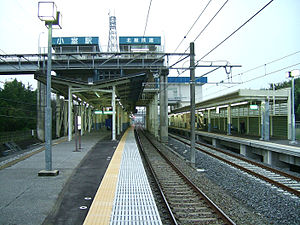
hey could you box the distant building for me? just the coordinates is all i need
[167,77,207,109]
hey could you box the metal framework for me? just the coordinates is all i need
[0,52,189,75]
[107,15,118,52]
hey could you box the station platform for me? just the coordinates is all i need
[169,126,300,170]
[0,129,113,225]
[196,129,300,156]
[83,126,162,225]
[169,126,300,155]
[0,127,162,225]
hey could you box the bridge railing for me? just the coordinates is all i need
[0,52,189,73]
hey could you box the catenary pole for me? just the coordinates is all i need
[190,42,196,165]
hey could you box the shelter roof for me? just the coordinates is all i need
[171,88,290,114]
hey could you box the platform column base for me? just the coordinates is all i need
[38,170,59,176]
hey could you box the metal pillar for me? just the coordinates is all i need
[190,42,196,165]
[68,86,73,141]
[149,99,153,134]
[207,109,211,132]
[117,104,121,135]
[112,85,116,141]
[153,94,159,138]
[80,104,84,136]
[290,77,297,144]
[74,107,79,152]
[63,100,68,136]
[288,87,292,140]
[37,81,46,141]
[159,71,168,143]
[56,94,61,138]
[146,105,150,131]
[227,104,231,135]
[264,101,270,141]
[260,101,264,140]
[260,100,270,141]
[44,23,53,171]
[88,107,92,133]
[120,108,123,132]
[159,75,164,141]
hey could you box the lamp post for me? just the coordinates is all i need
[287,69,299,145]
[38,1,62,176]
[38,32,44,68]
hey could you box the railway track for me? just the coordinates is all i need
[169,133,300,198]
[135,128,235,225]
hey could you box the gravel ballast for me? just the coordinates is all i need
[146,132,300,225]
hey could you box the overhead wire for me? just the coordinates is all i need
[174,0,214,53]
[171,0,230,76]
[241,62,300,85]
[233,50,300,79]
[143,0,153,36]
[204,50,300,94]
[0,49,7,55]
[171,0,274,81]
[203,61,300,99]
[197,0,274,63]
[192,0,229,44]
[205,49,300,90]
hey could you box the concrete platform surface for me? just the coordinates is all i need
[0,130,112,225]
[43,138,118,225]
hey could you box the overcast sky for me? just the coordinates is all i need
[0,0,299,100]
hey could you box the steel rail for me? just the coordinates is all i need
[137,128,236,225]
[169,132,300,197]
[169,128,300,182]
[134,128,178,225]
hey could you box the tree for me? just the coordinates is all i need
[268,77,300,121]
[0,79,37,132]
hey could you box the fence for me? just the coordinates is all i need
[0,130,36,143]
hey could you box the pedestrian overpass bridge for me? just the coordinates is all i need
[0,43,189,143]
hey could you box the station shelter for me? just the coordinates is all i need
[169,88,292,140]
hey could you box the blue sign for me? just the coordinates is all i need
[52,37,99,46]
[168,77,207,84]
[119,36,161,45]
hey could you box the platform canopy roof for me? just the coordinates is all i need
[35,70,152,112]
[171,88,290,114]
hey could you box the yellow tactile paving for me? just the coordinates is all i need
[83,128,131,225]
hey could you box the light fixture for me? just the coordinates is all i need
[38,1,62,29]
[286,69,300,78]
[38,1,57,21]
[231,101,248,107]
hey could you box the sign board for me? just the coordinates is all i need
[168,77,208,84]
[119,36,161,45]
[77,116,81,130]
[250,105,258,110]
[94,111,113,115]
[52,37,99,46]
